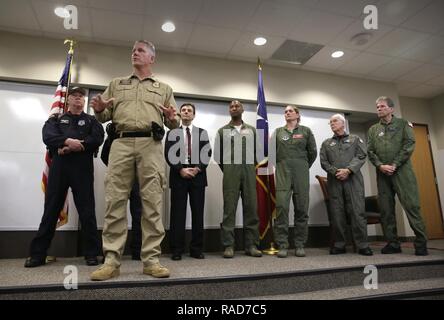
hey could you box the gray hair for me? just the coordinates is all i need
[376,96,395,108]
[331,113,345,123]
[135,40,156,56]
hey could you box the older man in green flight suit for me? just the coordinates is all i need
[320,114,373,256]
[367,96,428,256]
[214,100,262,259]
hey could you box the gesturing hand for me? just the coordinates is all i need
[90,94,115,113]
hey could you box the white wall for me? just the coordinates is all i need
[3,30,443,237]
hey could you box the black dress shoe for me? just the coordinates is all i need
[358,247,373,256]
[85,256,99,266]
[171,254,182,261]
[415,247,428,256]
[190,252,205,259]
[381,243,402,254]
[330,247,346,255]
[24,257,46,268]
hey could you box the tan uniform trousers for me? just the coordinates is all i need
[102,137,166,267]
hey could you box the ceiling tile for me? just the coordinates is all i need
[184,48,227,60]
[91,9,143,41]
[337,52,393,74]
[142,16,194,49]
[287,10,354,45]
[433,54,444,66]
[0,0,40,30]
[228,33,286,60]
[315,0,377,18]
[399,63,444,82]
[329,20,394,50]
[395,80,419,92]
[377,0,434,26]
[368,58,422,80]
[304,46,360,70]
[401,0,444,34]
[197,0,261,31]
[367,27,430,57]
[399,84,444,98]
[426,75,444,86]
[32,0,93,37]
[186,25,241,55]
[145,0,204,23]
[246,1,309,37]
[88,0,146,15]
[399,35,444,62]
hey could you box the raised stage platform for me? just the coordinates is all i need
[1,241,444,300]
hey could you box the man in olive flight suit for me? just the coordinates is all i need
[320,114,373,256]
[271,105,317,258]
[368,96,428,256]
[90,40,180,281]
[214,100,262,259]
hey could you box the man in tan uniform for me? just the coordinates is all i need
[90,40,179,281]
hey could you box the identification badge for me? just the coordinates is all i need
[60,119,69,124]
[330,141,336,147]
[293,134,303,139]
[241,129,252,136]
[378,131,384,137]
[282,135,290,141]
[78,120,86,126]
[153,82,160,88]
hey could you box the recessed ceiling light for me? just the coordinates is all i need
[254,37,267,46]
[54,7,70,18]
[331,50,344,58]
[161,21,176,33]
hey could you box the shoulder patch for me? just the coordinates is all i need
[359,138,364,143]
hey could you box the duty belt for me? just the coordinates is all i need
[116,131,152,138]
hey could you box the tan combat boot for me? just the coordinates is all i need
[90,264,120,281]
[143,263,170,278]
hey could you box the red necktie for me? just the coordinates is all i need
[186,127,191,162]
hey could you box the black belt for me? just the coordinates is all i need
[116,131,152,138]
[182,164,196,168]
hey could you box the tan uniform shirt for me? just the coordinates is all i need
[95,74,179,131]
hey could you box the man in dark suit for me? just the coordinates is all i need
[165,103,212,260]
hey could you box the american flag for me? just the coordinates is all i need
[256,60,276,239]
[41,49,73,228]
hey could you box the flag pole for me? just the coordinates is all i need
[63,39,75,112]
[257,58,278,255]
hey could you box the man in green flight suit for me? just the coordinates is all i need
[320,114,373,256]
[271,105,317,258]
[214,100,262,259]
[368,96,428,256]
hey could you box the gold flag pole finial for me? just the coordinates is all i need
[64,39,75,54]
[257,57,262,70]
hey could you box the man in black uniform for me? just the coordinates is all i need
[24,87,104,268]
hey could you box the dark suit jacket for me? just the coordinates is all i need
[165,126,212,188]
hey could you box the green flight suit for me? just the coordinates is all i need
[320,133,368,249]
[368,116,427,249]
[214,121,259,249]
[95,74,179,268]
[271,125,317,249]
